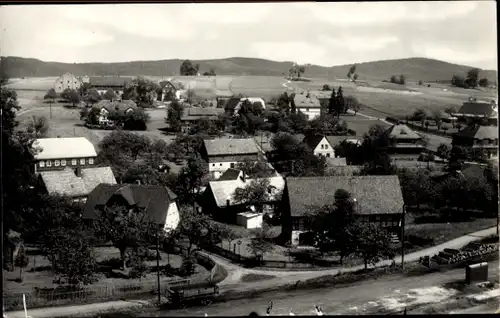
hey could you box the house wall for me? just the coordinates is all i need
[207,155,259,179]
[313,137,335,158]
[236,213,263,229]
[164,201,180,234]
[298,107,321,120]
[53,73,82,94]
[35,156,97,173]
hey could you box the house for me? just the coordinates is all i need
[159,80,184,101]
[200,138,263,179]
[39,166,116,203]
[280,176,405,246]
[326,136,363,147]
[200,175,285,225]
[179,107,225,133]
[89,76,132,97]
[293,93,322,120]
[217,168,248,181]
[302,135,335,158]
[452,125,498,158]
[53,73,82,94]
[90,100,138,126]
[453,100,498,126]
[385,124,425,159]
[83,184,180,233]
[33,137,98,174]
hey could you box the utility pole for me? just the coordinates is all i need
[156,226,161,304]
[401,205,406,269]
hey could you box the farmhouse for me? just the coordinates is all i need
[224,97,266,116]
[159,80,184,101]
[53,73,82,94]
[83,184,180,234]
[200,174,285,227]
[280,176,404,246]
[38,166,116,203]
[385,123,425,159]
[302,135,335,158]
[453,99,498,126]
[452,125,498,158]
[89,100,138,126]
[33,137,98,174]
[293,93,321,120]
[179,107,225,133]
[200,138,263,179]
[89,76,132,97]
[326,135,363,147]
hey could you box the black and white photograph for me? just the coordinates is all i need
[1,1,498,317]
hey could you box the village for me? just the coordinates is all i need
[2,2,499,317]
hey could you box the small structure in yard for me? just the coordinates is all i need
[452,125,498,159]
[89,76,132,97]
[179,107,225,133]
[280,176,405,246]
[385,123,425,158]
[200,175,285,224]
[293,93,321,120]
[53,72,82,93]
[83,184,180,234]
[33,137,97,174]
[466,262,489,284]
[39,166,116,203]
[236,211,263,229]
[200,138,263,179]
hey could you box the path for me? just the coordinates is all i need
[5,226,496,318]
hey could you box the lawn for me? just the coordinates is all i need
[5,77,57,91]
[3,245,209,297]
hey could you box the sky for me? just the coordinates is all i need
[0,1,497,69]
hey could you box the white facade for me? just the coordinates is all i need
[291,230,304,246]
[53,73,82,93]
[313,137,335,158]
[298,108,321,120]
[236,212,263,229]
[164,201,180,234]
[209,161,240,179]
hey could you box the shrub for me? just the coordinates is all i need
[180,255,196,276]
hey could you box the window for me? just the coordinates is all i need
[292,219,300,230]
[320,145,324,149]
[71,159,77,165]
[61,159,66,166]
[54,160,60,167]
[80,158,85,165]
[324,144,328,149]
[46,160,52,167]
[39,161,45,168]
[326,153,330,158]
[212,164,215,167]
[375,216,380,222]
[230,163,235,168]
[220,163,222,167]
[88,158,94,164]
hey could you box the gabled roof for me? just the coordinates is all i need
[203,138,260,156]
[83,184,177,225]
[386,124,421,140]
[302,135,327,150]
[180,107,224,121]
[40,166,116,197]
[326,136,362,147]
[89,76,132,87]
[217,168,245,181]
[293,94,321,108]
[454,125,498,140]
[455,101,498,117]
[93,100,138,116]
[285,176,404,217]
[160,80,183,90]
[347,119,391,137]
[207,176,285,207]
[34,137,97,160]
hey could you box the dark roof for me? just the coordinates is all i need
[93,100,138,116]
[302,135,325,149]
[83,184,177,225]
[203,138,260,156]
[345,119,391,137]
[160,80,183,90]
[293,94,321,108]
[454,125,498,140]
[217,168,244,181]
[180,107,224,121]
[89,76,132,87]
[326,136,362,147]
[456,102,497,117]
[285,176,404,217]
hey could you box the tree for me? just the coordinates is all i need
[235,158,274,178]
[451,75,467,88]
[84,89,101,107]
[44,88,58,104]
[334,87,345,117]
[79,82,91,97]
[448,145,468,170]
[103,89,117,101]
[233,178,281,214]
[175,205,215,255]
[479,78,489,88]
[123,108,150,131]
[14,244,29,282]
[167,100,184,132]
[465,68,480,88]
[322,84,331,91]
[359,124,395,175]
[352,74,359,82]
[247,224,274,260]
[217,224,239,249]
[26,115,49,138]
[412,108,428,121]
[436,143,451,160]
[344,95,361,115]
[203,68,216,76]
[398,75,406,85]
[390,75,398,84]
[186,89,196,104]
[444,106,457,117]
[347,64,357,80]
[176,153,208,205]
[66,89,81,107]
[61,88,72,101]
[418,80,423,86]
[353,222,395,270]
[328,88,337,115]
[180,60,200,76]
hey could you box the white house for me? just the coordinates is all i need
[33,137,98,174]
[89,100,137,126]
[82,184,180,234]
[302,135,335,158]
[201,138,263,179]
[53,73,82,94]
[293,93,321,120]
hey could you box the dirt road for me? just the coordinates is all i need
[142,260,499,316]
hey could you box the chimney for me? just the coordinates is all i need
[226,199,230,207]
[74,167,82,177]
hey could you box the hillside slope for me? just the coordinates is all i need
[0,56,496,82]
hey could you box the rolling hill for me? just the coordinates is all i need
[0,56,496,83]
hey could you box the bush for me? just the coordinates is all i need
[180,255,196,276]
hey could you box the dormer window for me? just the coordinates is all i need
[39,161,45,168]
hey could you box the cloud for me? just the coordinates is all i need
[412,43,498,66]
[318,35,399,52]
[181,3,273,24]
